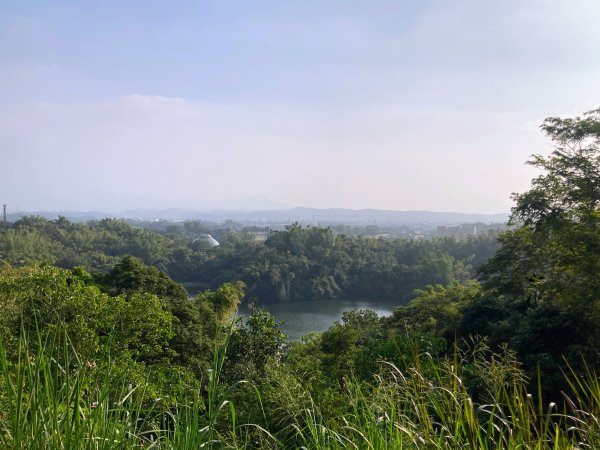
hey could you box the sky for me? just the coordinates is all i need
[1,0,600,214]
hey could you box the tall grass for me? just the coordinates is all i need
[0,327,152,449]
[270,341,600,450]
[1,327,599,449]
[0,323,272,449]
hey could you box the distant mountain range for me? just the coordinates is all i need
[6,207,509,226]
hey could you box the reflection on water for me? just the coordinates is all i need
[237,299,401,341]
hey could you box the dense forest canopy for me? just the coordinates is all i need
[0,215,500,303]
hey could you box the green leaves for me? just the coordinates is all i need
[513,108,600,227]
[389,281,481,340]
[464,107,600,397]
[225,309,286,382]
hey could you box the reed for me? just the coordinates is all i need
[1,326,599,449]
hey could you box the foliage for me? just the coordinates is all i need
[0,215,499,303]
[225,308,287,382]
[388,281,481,341]
[0,217,175,272]
[204,224,487,303]
[460,108,600,395]
[3,308,600,449]
[0,263,250,403]
[0,322,272,450]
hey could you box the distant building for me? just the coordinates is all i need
[192,234,220,248]
[374,233,396,240]
[436,224,478,238]
[242,226,271,243]
[251,231,270,243]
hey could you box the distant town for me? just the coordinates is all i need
[2,206,507,241]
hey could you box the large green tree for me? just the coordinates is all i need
[97,255,245,376]
[480,108,600,309]
[463,108,600,393]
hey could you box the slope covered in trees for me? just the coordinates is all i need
[0,215,500,303]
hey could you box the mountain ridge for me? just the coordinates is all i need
[5,207,508,225]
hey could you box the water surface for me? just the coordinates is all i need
[237,299,400,341]
[183,283,403,341]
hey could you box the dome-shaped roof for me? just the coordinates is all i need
[192,234,220,247]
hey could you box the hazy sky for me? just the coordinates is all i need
[1,0,600,213]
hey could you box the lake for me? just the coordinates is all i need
[182,283,403,341]
[237,299,400,341]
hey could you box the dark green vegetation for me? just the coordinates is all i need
[390,107,600,396]
[1,108,600,448]
[0,213,500,304]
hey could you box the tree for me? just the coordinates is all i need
[388,281,481,341]
[98,256,245,376]
[0,265,176,388]
[481,108,600,305]
[224,309,286,381]
[512,108,600,226]
[466,108,600,395]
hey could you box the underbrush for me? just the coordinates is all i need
[1,328,599,449]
